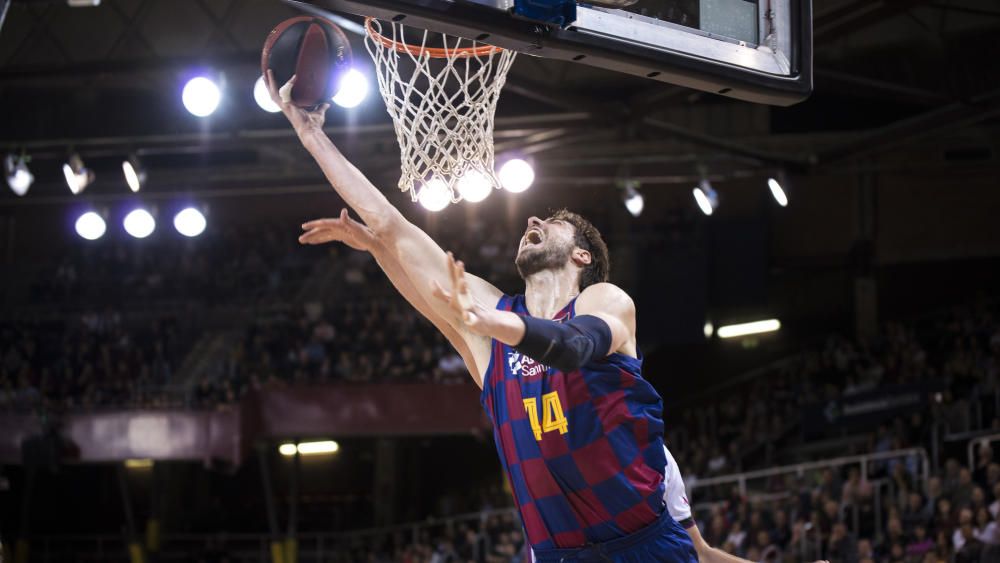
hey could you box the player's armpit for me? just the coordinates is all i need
[573,283,637,357]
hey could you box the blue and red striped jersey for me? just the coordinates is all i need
[480,294,669,551]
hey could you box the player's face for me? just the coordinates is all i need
[515,216,577,279]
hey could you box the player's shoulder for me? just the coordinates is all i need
[577,283,635,313]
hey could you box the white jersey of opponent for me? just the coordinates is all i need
[662,444,693,525]
[529,445,692,561]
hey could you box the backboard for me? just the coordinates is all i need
[308,0,812,106]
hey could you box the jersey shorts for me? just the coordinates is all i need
[530,445,697,562]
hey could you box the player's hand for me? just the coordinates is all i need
[266,70,328,136]
[431,252,494,335]
[299,208,376,251]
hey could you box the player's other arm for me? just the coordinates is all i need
[299,210,482,384]
[267,73,502,332]
[435,259,634,371]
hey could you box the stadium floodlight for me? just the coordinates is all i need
[692,178,718,216]
[173,207,207,237]
[75,211,107,241]
[182,76,221,117]
[124,459,153,469]
[4,154,33,196]
[279,440,340,456]
[123,208,156,239]
[63,153,95,195]
[332,68,369,108]
[498,158,534,193]
[253,75,281,113]
[767,176,788,207]
[417,178,451,211]
[623,184,644,217]
[122,155,146,193]
[717,319,781,339]
[456,170,492,203]
[703,321,714,338]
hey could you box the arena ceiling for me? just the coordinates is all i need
[1,0,999,205]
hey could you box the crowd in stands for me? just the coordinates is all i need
[0,312,185,411]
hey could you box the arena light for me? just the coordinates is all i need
[123,208,156,239]
[332,68,369,109]
[417,178,451,212]
[63,154,94,195]
[498,158,534,193]
[717,319,781,339]
[703,321,714,338]
[182,76,221,117]
[456,170,492,203]
[122,155,146,193]
[253,75,281,113]
[623,184,644,217]
[173,207,207,237]
[124,459,153,469]
[75,211,107,241]
[767,177,788,207]
[4,154,33,196]
[279,440,340,456]
[692,179,718,216]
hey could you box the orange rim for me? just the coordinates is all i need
[364,17,503,58]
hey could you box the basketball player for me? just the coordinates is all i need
[271,73,695,562]
[298,211,828,563]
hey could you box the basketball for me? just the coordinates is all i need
[261,16,352,108]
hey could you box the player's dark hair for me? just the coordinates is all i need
[548,209,609,290]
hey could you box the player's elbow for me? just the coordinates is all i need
[366,207,407,239]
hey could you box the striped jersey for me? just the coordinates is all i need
[481,294,669,550]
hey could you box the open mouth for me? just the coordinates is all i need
[525,229,543,245]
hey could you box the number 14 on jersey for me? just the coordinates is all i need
[523,391,569,441]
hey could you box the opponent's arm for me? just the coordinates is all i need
[267,74,502,334]
[299,209,482,385]
[433,257,634,371]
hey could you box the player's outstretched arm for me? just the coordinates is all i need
[432,259,635,371]
[299,209,482,385]
[267,73,502,352]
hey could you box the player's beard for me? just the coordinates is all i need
[515,239,574,279]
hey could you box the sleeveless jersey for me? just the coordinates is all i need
[480,294,669,550]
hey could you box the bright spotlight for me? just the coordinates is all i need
[279,441,340,456]
[417,178,451,212]
[693,179,718,216]
[75,211,106,241]
[498,159,534,193]
[717,319,781,339]
[63,154,94,195]
[173,207,206,237]
[123,208,156,239]
[253,75,281,113]
[4,154,33,196]
[122,155,146,193]
[297,440,339,455]
[182,76,221,117]
[703,321,714,338]
[767,177,788,207]
[332,69,369,108]
[456,170,492,203]
[623,184,644,217]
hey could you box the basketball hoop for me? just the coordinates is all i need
[364,17,516,204]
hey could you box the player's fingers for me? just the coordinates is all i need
[431,280,451,302]
[446,252,459,287]
[302,219,338,230]
[318,103,330,113]
[339,208,349,221]
[278,75,296,104]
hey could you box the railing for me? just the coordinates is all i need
[30,508,520,563]
[688,447,929,498]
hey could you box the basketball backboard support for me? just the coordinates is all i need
[305,0,812,106]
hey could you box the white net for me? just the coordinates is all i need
[364,18,517,204]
